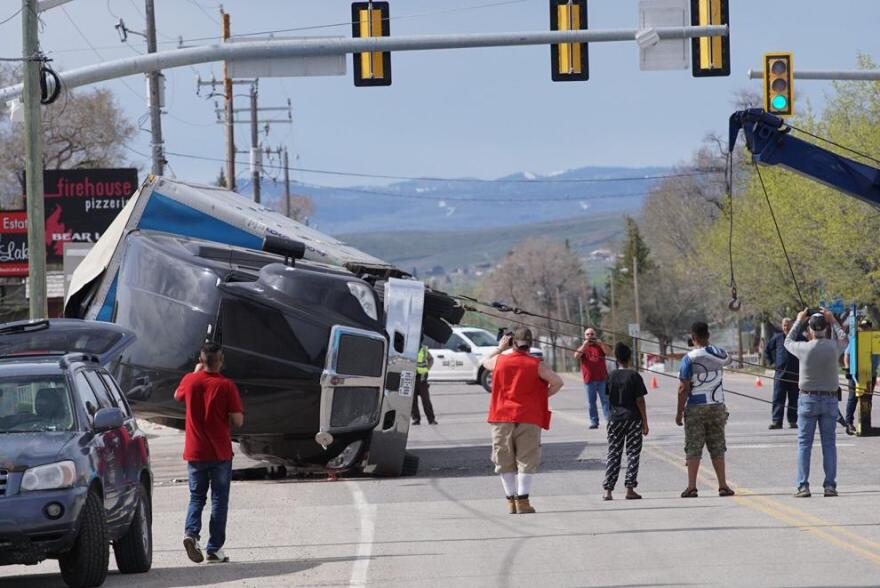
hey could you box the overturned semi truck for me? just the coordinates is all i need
[65,177,464,475]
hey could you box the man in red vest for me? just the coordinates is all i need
[482,327,563,514]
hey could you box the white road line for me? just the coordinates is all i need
[348,482,376,587]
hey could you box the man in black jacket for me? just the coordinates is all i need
[764,317,799,429]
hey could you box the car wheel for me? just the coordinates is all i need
[113,482,153,574]
[59,489,108,588]
[480,369,492,393]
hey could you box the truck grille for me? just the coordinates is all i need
[0,469,7,497]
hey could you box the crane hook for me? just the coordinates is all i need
[728,286,742,312]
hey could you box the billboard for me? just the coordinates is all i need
[0,168,138,276]
[44,168,138,263]
[0,211,28,276]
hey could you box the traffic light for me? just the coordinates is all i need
[763,52,794,117]
[690,0,730,77]
[351,2,391,87]
[550,0,588,82]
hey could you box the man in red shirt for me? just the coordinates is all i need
[482,327,563,514]
[574,328,612,429]
[174,342,244,564]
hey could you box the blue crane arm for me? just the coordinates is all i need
[729,108,880,208]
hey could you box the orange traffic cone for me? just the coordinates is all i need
[755,377,763,388]
[650,376,659,389]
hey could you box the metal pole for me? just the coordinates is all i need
[610,278,616,347]
[145,0,164,176]
[249,83,260,204]
[736,315,744,368]
[632,256,641,327]
[23,0,47,319]
[223,11,235,190]
[0,25,730,101]
[748,69,880,81]
[282,147,290,218]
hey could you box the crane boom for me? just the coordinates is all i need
[729,108,880,207]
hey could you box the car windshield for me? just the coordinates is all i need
[0,376,75,433]
[0,324,123,358]
[462,330,498,347]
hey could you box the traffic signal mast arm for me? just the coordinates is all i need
[729,108,880,208]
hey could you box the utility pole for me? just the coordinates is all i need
[22,0,47,319]
[249,82,260,203]
[610,278,616,347]
[632,255,641,370]
[144,0,164,175]
[222,10,235,190]
[282,146,291,218]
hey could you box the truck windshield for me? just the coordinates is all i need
[462,330,498,347]
[0,376,75,433]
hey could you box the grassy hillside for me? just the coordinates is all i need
[335,213,624,279]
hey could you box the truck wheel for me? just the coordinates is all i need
[59,489,108,588]
[113,482,152,574]
[480,369,492,393]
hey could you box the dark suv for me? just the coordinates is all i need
[0,319,152,588]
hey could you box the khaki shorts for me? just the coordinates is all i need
[490,422,542,474]
[684,403,728,459]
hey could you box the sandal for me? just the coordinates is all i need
[680,487,698,498]
[718,487,735,497]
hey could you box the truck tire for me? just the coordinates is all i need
[59,489,108,588]
[113,482,152,574]
[401,452,419,476]
[480,369,492,393]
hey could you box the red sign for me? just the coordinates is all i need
[0,211,29,276]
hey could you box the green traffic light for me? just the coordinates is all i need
[771,95,788,111]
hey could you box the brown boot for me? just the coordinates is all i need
[507,497,517,514]
[515,496,536,514]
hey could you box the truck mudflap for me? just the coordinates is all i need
[364,278,425,476]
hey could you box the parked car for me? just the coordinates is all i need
[0,319,151,588]
[426,327,544,392]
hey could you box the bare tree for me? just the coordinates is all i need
[478,238,586,370]
[0,64,136,208]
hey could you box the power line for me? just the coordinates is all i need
[0,7,23,27]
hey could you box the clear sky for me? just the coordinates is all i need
[0,0,878,188]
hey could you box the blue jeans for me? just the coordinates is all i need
[796,395,838,490]
[185,460,233,554]
[585,381,610,426]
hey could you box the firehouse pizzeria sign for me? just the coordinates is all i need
[0,168,138,276]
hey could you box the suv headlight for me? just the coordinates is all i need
[21,461,77,492]
[347,282,378,320]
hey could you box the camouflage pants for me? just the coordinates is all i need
[684,403,728,459]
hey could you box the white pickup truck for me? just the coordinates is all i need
[426,327,543,392]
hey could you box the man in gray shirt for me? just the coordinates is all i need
[784,308,848,497]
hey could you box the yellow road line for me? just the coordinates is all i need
[647,443,880,566]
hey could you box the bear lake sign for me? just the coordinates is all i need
[0,168,138,276]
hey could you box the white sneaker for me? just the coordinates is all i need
[183,536,204,563]
[206,548,230,563]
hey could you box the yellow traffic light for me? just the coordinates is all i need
[352,2,391,87]
[550,0,588,82]
[763,52,794,117]
[691,0,730,77]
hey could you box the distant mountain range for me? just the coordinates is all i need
[242,165,668,235]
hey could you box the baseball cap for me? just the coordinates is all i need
[808,313,828,332]
[512,326,533,348]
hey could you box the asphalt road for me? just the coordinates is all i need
[3,370,880,587]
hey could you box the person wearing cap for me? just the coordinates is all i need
[784,308,849,497]
[677,321,735,498]
[843,319,875,434]
[764,317,800,429]
[482,327,563,514]
[574,328,612,429]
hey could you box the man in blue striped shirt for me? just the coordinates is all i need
[677,321,734,498]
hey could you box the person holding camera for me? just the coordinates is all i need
[784,308,848,497]
[483,327,563,514]
[574,328,611,429]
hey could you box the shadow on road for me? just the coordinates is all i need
[413,441,604,478]
[0,556,345,588]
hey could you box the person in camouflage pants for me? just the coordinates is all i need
[677,322,735,498]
